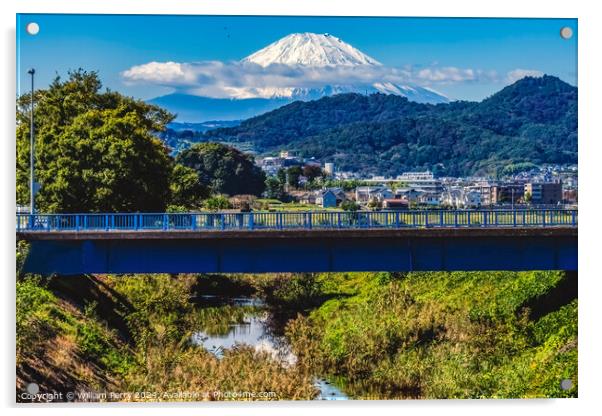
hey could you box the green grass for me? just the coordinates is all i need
[286,271,577,399]
[16,275,135,388]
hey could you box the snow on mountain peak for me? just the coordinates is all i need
[242,32,381,67]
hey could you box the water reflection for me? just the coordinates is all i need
[191,311,297,365]
[191,295,347,400]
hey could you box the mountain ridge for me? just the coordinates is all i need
[199,75,577,176]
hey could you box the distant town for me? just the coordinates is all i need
[257,150,577,210]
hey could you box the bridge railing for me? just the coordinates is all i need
[16,209,577,232]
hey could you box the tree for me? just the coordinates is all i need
[204,195,231,211]
[276,168,287,185]
[341,200,360,211]
[303,165,323,182]
[168,164,209,209]
[367,198,381,210]
[264,176,286,201]
[176,143,266,196]
[16,70,174,213]
[287,166,303,188]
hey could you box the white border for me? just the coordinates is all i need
[2,1,600,415]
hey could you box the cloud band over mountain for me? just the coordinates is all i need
[121,33,544,104]
[121,60,530,99]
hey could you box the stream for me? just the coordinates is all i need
[190,295,348,400]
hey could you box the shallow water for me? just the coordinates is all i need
[191,295,348,400]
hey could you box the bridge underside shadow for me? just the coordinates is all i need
[20,229,577,275]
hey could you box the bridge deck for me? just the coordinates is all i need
[16,209,578,234]
[17,210,578,274]
[17,226,577,240]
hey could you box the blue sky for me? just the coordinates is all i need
[17,14,577,101]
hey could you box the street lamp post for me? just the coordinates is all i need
[27,68,35,215]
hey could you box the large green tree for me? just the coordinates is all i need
[168,164,210,210]
[16,70,175,213]
[176,142,266,196]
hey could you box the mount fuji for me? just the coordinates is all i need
[149,33,449,122]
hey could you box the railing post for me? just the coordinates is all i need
[220,214,225,230]
[163,213,168,230]
[395,212,400,228]
[249,212,254,230]
[84,215,88,230]
[425,212,429,228]
[454,211,458,228]
[467,211,471,227]
[338,212,342,228]
[308,212,312,229]
[439,211,443,227]
[105,214,109,231]
[76,215,80,231]
[542,210,546,227]
[513,210,517,227]
[483,211,488,227]
[572,210,576,227]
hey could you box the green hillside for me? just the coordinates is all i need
[204,75,577,176]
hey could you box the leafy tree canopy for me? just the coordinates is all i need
[16,69,174,213]
[176,142,266,196]
[168,164,210,210]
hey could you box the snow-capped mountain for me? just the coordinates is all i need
[149,32,448,121]
[236,33,448,103]
[242,32,381,67]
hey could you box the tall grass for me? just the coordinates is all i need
[102,274,317,400]
[286,271,577,399]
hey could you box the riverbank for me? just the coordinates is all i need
[16,267,578,401]
[17,273,318,401]
[286,271,578,399]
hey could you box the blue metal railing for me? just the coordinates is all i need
[15,209,578,233]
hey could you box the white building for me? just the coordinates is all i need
[418,193,441,207]
[441,188,481,208]
[355,186,394,204]
[397,171,443,194]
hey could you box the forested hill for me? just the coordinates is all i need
[203,75,577,177]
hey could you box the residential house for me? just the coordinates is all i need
[355,186,393,204]
[418,192,441,207]
[316,189,338,208]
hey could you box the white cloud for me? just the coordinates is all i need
[121,61,199,86]
[415,67,499,84]
[506,69,544,84]
[121,60,533,99]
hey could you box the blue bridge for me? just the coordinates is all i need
[16,209,578,275]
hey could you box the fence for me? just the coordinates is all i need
[16,209,578,232]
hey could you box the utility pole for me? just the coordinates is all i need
[27,68,35,214]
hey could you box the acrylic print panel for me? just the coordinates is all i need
[16,14,577,402]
